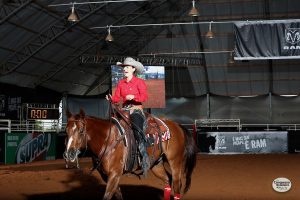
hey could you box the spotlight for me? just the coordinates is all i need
[205,22,214,39]
[188,0,199,17]
[68,3,79,22]
[105,26,114,42]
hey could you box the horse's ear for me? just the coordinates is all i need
[66,108,72,118]
[79,108,85,118]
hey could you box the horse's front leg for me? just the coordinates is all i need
[64,159,69,169]
[103,173,123,200]
[76,157,80,169]
[114,186,123,200]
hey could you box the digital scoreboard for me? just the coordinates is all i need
[26,107,59,120]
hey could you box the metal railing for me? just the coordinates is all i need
[194,119,300,132]
[240,124,300,131]
[0,120,11,133]
[0,119,64,133]
[2,118,300,134]
[195,119,241,131]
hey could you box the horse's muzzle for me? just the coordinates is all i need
[63,149,81,162]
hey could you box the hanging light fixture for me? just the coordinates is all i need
[228,51,235,64]
[205,22,214,39]
[105,26,114,42]
[188,0,199,17]
[68,3,79,22]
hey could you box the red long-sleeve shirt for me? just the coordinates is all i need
[111,76,148,106]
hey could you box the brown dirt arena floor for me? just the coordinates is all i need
[0,154,300,200]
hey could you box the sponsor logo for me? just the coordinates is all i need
[15,133,51,164]
[284,28,300,50]
[215,135,227,150]
[272,177,292,193]
[285,28,300,44]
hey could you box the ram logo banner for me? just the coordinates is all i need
[15,133,51,163]
[285,28,300,45]
[234,20,300,59]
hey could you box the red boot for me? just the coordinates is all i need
[164,185,171,200]
[174,193,181,200]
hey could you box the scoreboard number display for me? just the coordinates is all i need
[27,107,59,120]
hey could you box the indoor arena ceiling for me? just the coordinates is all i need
[1,0,300,96]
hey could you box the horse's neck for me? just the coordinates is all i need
[85,117,114,149]
[86,117,111,135]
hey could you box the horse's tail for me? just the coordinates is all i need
[181,124,197,194]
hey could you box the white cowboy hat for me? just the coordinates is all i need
[116,57,144,74]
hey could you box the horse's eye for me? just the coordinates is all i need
[79,127,84,134]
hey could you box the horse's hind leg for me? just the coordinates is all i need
[168,158,183,200]
[151,162,172,200]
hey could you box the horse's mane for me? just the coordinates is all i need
[86,115,103,120]
[73,113,106,121]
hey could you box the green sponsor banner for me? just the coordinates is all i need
[5,132,56,164]
[0,133,4,164]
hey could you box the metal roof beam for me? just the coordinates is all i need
[123,0,189,55]
[33,0,170,88]
[0,2,108,75]
[84,68,111,96]
[193,23,210,94]
[80,54,203,66]
[0,0,32,25]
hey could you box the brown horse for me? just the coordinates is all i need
[64,109,197,200]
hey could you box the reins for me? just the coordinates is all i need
[110,103,145,137]
[90,99,145,173]
[90,100,126,173]
[90,100,115,172]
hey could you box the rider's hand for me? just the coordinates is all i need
[125,94,134,100]
[106,94,112,101]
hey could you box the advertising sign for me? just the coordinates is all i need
[234,20,300,60]
[5,132,56,164]
[198,131,287,154]
[0,132,4,164]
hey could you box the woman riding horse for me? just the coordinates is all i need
[65,108,197,200]
[106,57,150,177]
[64,59,197,200]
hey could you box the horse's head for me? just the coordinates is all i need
[64,108,87,163]
[208,135,216,151]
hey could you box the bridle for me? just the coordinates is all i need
[65,118,88,157]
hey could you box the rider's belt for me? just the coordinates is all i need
[122,104,143,114]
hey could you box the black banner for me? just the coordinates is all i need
[234,20,300,60]
[197,131,288,154]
